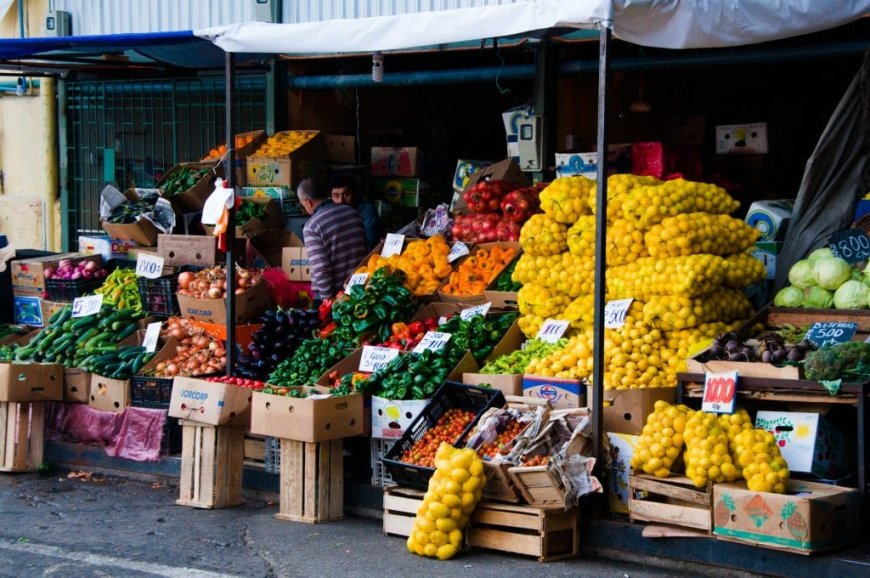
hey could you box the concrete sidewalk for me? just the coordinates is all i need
[0,472,703,578]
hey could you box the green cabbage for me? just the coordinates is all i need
[833,280,868,309]
[773,286,803,308]
[788,259,816,288]
[807,247,835,263]
[802,286,833,309]
[813,257,852,290]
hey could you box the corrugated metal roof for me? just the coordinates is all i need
[51,0,523,36]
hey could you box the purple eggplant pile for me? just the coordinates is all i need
[234,308,320,380]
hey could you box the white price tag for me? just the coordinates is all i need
[412,332,452,354]
[381,233,405,257]
[135,253,165,279]
[143,322,162,353]
[71,294,103,318]
[438,316,449,326]
[536,319,570,343]
[460,303,491,321]
[448,242,470,263]
[604,298,634,329]
[702,369,738,414]
[359,346,401,372]
[345,273,369,289]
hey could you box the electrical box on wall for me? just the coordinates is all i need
[252,0,282,23]
[517,115,544,172]
[45,11,72,37]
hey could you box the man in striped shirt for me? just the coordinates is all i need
[297,179,368,300]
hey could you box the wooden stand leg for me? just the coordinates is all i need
[276,439,344,524]
[176,421,245,509]
[0,402,46,473]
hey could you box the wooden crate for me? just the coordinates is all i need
[176,421,245,509]
[276,439,344,524]
[383,486,424,538]
[507,464,569,509]
[482,461,522,503]
[468,501,580,562]
[0,401,45,472]
[244,431,266,468]
[628,473,713,533]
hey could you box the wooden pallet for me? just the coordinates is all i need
[469,501,580,562]
[383,487,579,562]
[176,421,245,509]
[276,439,344,524]
[0,401,45,472]
[628,473,713,533]
[507,464,569,509]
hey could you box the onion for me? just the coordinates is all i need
[171,328,185,340]
[235,288,245,295]
[178,271,195,290]
[207,287,222,299]
[71,271,82,280]
[84,260,98,272]
[44,267,55,279]
[58,259,72,270]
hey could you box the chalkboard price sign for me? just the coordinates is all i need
[827,228,870,263]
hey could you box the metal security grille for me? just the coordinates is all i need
[64,75,267,246]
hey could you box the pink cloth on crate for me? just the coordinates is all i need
[46,403,167,462]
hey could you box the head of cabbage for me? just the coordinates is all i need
[833,279,868,309]
[813,257,852,290]
[807,247,836,263]
[788,260,815,288]
[774,286,803,308]
[803,286,833,309]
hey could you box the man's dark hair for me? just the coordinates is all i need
[330,174,357,193]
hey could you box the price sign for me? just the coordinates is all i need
[381,233,405,257]
[359,346,401,372]
[448,242,470,263]
[438,316,449,326]
[345,273,369,289]
[604,298,633,329]
[805,321,858,348]
[413,331,452,354]
[827,228,870,264]
[135,253,165,279]
[460,302,491,321]
[143,322,162,353]
[536,319,570,343]
[71,294,103,318]
[702,369,738,414]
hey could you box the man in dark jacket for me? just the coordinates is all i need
[297,179,367,300]
[330,175,385,252]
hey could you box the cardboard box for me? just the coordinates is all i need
[522,375,586,410]
[78,234,137,262]
[176,279,270,325]
[371,147,423,177]
[436,242,521,306]
[241,186,304,217]
[453,159,493,193]
[157,161,224,213]
[100,189,163,247]
[606,432,639,514]
[600,387,677,436]
[327,135,357,165]
[755,411,855,479]
[88,373,130,413]
[0,362,63,402]
[750,241,783,281]
[452,159,530,214]
[63,368,91,403]
[712,480,861,554]
[246,130,328,187]
[12,253,100,293]
[281,232,310,281]
[462,373,523,397]
[203,197,283,239]
[158,234,218,267]
[371,396,431,440]
[745,200,794,242]
[715,122,769,155]
[369,177,424,207]
[12,291,44,326]
[201,130,266,163]
[554,152,598,179]
[169,376,252,426]
[411,303,463,324]
[250,387,364,442]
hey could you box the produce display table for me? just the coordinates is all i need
[0,401,45,472]
[176,419,245,509]
[276,438,344,524]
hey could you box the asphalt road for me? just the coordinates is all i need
[0,472,705,578]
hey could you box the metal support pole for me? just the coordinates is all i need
[57,77,70,252]
[225,52,237,377]
[592,24,612,464]
[532,39,557,182]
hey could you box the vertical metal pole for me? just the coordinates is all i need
[225,52,237,377]
[592,24,612,464]
[57,78,70,252]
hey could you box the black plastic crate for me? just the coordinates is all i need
[131,375,174,405]
[381,381,505,491]
[137,274,180,317]
[45,276,104,301]
[132,400,182,456]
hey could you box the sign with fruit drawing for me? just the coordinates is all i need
[702,369,737,414]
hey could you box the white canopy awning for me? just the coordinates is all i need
[196,0,869,54]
